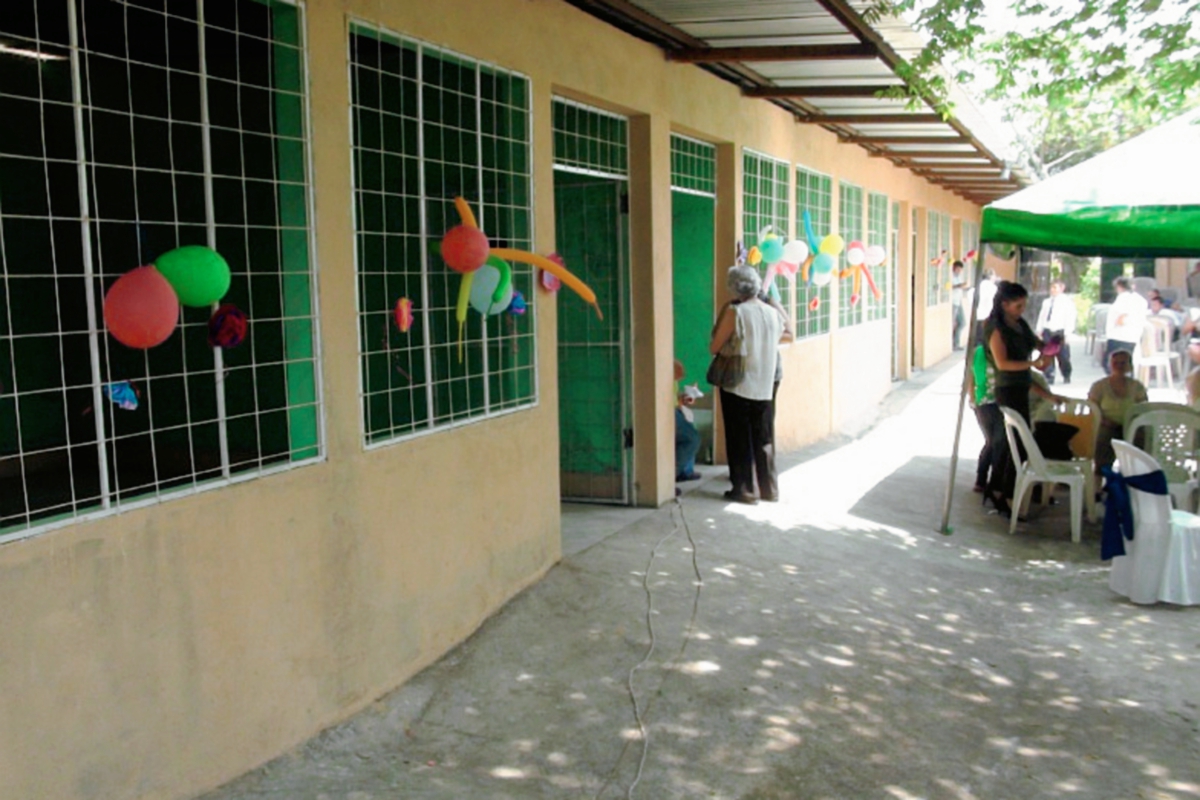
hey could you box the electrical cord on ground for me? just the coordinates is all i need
[595,497,704,800]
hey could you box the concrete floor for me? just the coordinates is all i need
[199,347,1200,800]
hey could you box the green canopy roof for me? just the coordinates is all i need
[980,108,1200,258]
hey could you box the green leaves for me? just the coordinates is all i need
[871,0,1200,175]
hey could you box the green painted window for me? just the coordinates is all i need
[926,210,947,307]
[941,212,953,303]
[553,100,628,178]
[962,219,979,264]
[795,166,832,338]
[671,134,716,196]
[838,181,864,328]
[350,25,536,445]
[0,0,320,539]
[867,191,889,322]
[743,149,791,318]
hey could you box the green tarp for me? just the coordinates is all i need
[981,108,1200,257]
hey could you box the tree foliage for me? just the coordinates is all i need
[863,0,1200,175]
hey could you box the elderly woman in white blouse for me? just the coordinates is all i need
[710,265,789,505]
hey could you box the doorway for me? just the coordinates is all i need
[669,134,717,470]
[552,98,632,504]
[553,173,631,503]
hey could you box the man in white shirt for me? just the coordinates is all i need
[1034,280,1077,384]
[1105,276,1148,375]
[950,260,967,350]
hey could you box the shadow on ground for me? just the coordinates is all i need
[200,363,1200,800]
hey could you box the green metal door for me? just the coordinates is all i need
[555,172,630,502]
[672,191,715,392]
[670,135,717,395]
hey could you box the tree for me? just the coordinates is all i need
[864,0,1200,175]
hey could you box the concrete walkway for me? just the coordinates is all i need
[200,354,1200,800]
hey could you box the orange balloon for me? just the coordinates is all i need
[104,266,180,349]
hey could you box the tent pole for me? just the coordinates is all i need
[939,262,986,535]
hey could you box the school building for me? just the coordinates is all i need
[0,1,1021,797]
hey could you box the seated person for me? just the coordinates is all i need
[674,359,702,482]
[1088,348,1149,475]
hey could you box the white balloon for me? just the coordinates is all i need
[782,239,809,265]
[846,247,866,267]
[865,245,887,267]
[468,261,515,316]
[812,268,834,287]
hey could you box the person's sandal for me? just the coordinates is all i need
[723,490,759,505]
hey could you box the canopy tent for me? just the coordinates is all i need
[941,108,1200,535]
[980,108,1200,258]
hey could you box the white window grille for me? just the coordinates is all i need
[0,0,321,541]
[349,23,537,446]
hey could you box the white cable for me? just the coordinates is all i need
[598,497,703,800]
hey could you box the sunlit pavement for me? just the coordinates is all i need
[201,344,1200,800]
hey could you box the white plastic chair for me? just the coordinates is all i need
[1110,440,1200,605]
[1123,401,1191,436]
[1001,406,1093,543]
[1126,408,1200,512]
[1088,305,1109,360]
[1134,317,1179,389]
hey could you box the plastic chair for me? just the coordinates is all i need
[1055,398,1102,464]
[1132,276,1158,299]
[1124,401,1191,435]
[1134,317,1180,389]
[1001,406,1093,543]
[1110,440,1200,605]
[1088,305,1109,361]
[1126,407,1200,511]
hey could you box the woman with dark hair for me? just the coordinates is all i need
[983,280,1064,514]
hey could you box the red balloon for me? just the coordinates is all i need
[441,225,489,273]
[104,266,180,349]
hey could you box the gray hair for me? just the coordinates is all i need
[726,264,762,299]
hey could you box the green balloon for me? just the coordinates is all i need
[153,246,231,307]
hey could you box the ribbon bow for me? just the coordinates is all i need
[1100,465,1168,560]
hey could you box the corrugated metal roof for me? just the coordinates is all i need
[563,0,1029,204]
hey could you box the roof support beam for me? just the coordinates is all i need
[668,43,878,63]
[745,84,900,98]
[798,113,945,124]
[875,150,997,160]
[844,135,970,144]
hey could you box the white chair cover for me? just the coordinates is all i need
[1110,440,1200,605]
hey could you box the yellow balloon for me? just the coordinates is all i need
[819,234,845,256]
[747,246,763,266]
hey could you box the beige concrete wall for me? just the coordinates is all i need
[0,2,981,798]
[1156,258,1196,295]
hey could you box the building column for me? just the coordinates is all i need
[628,114,675,506]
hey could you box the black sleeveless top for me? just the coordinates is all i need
[984,316,1038,389]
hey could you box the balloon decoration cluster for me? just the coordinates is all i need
[103,245,243,350]
[432,197,601,361]
[740,212,889,312]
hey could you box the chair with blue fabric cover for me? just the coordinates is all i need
[1126,408,1200,512]
[1001,406,1093,543]
[1110,440,1200,604]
